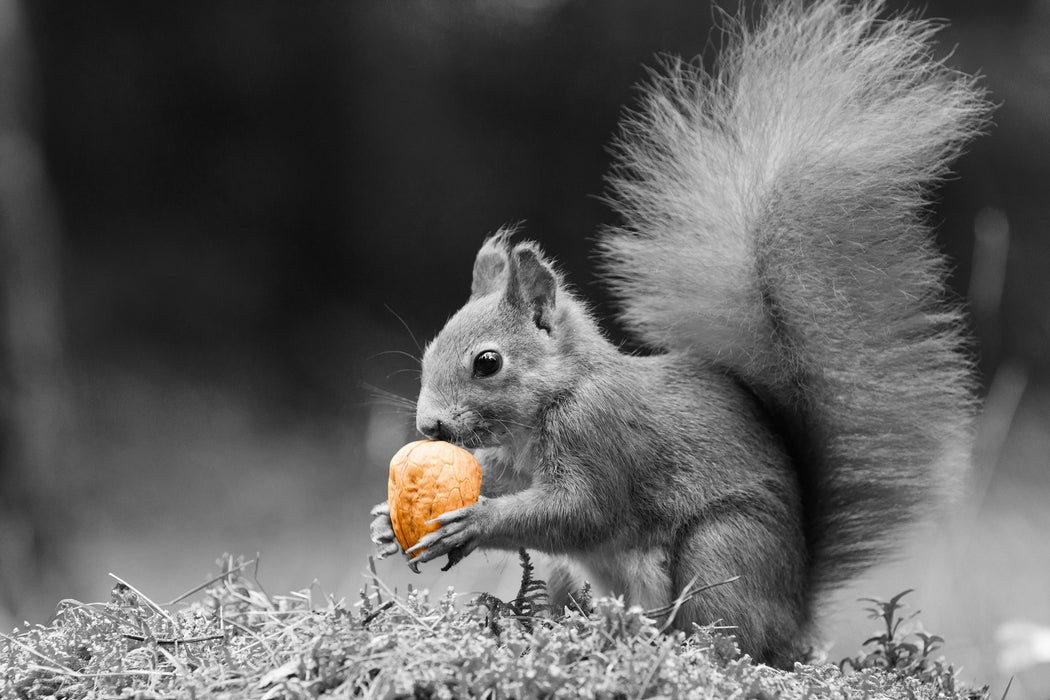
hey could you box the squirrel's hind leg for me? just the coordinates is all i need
[670,506,810,667]
[554,548,673,612]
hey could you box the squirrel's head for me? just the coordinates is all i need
[416,230,587,448]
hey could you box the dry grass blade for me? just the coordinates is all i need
[362,569,437,633]
[78,670,177,679]
[651,575,741,632]
[122,632,225,644]
[362,600,396,627]
[165,556,258,606]
[999,676,1013,700]
[108,571,176,626]
[221,616,281,669]
[634,641,672,700]
[367,555,383,605]
[0,631,80,676]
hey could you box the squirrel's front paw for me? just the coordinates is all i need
[406,497,489,572]
[369,501,401,560]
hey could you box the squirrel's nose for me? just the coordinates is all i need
[418,417,452,442]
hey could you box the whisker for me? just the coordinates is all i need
[365,398,416,413]
[384,304,423,356]
[362,382,417,410]
[366,349,422,365]
[483,414,536,432]
[477,429,512,481]
[386,368,422,380]
[366,406,415,421]
[367,404,417,418]
[372,402,417,414]
[365,393,416,409]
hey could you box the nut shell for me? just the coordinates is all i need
[387,440,482,551]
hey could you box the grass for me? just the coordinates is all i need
[0,552,991,699]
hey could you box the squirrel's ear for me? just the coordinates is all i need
[505,242,557,333]
[470,231,512,298]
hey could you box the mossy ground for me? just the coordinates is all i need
[1,554,989,699]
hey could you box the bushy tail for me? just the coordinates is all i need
[598,0,988,599]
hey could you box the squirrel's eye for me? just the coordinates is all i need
[473,350,502,378]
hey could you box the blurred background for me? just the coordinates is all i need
[0,0,1047,695]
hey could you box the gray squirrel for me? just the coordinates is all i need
[370,0,988,666]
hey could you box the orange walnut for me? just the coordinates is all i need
[387,440,482,552]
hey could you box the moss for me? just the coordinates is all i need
[0,554,988,699]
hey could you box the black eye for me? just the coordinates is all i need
[473,350,502,378]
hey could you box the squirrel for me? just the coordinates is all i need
[370,0,988,666]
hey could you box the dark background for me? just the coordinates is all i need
[1,1,1047,696]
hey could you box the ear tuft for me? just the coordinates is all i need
[506,242,557,333]
[470,228,514,298]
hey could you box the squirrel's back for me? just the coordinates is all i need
[598,0,988,602]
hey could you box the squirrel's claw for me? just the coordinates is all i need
[373,540,400,560]
[369,500,401,560]
[406,503,484,568]
[441,549,467,572]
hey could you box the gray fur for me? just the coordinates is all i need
[391,0,989,666]
[599,0,987,604]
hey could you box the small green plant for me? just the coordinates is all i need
[843,589,930,671]
[475,548,551,635]
[841,589,989,700]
